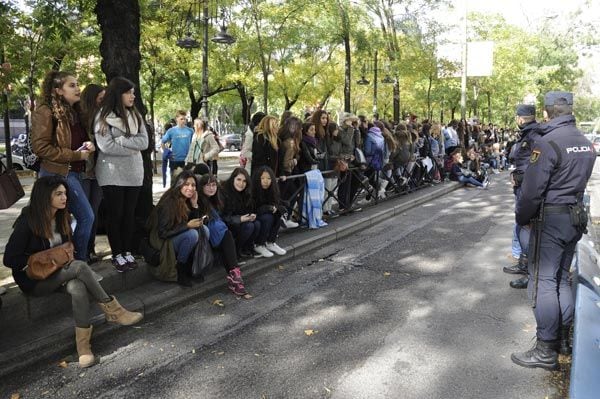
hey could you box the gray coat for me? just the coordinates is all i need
[94,114,148,187]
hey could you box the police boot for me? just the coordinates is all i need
[511,339,558,370]
[503,254,528,275]
[558,325,572,355]
[510,276,528,289]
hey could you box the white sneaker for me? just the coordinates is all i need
[282,218,299,229]
[254,245,274,257]
[265,242,286,255]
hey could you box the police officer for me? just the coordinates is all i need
[511,91,596,370]
[503,104,541,289]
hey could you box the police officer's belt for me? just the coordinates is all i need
[543,205,572,214]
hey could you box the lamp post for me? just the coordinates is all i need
[357,50,400,123]
[177,1,235,120]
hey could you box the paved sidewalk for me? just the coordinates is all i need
[0,176,459,378]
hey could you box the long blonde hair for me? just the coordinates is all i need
[256,115,280,150]
[194,118,206,136]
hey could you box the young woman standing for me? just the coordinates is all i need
[94,77,148,272]
[31,71,95,262]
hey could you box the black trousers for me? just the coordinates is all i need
[101,185,141,256]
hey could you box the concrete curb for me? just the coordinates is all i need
[0,182,459,378]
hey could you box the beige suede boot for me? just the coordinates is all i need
[98,296,143,326]
[75,326,96,368]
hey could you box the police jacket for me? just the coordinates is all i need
[515,115,596,225]
[509,121,541,174]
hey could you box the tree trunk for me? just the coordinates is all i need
[95,0,153,248]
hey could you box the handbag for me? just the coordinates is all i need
[25,241,75,280]
[0,160,25,210]
[139,237,160,267]
[191,227,213,278]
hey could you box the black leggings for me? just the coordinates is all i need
[214,230,238,271]
[101,185,140,256]
[32,260,110,328]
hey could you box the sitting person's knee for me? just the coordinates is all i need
[65,279,86,296]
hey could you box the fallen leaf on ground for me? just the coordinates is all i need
[324,387,331,393]
[58,361,68,368]
[217,351,225,355]
[383,272,391,276]
[212,299,224,307]
[10,393,20,399]
[304,329,317,336]
[192,349,196,354]
[277,265,285,271]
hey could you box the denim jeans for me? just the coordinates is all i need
[81,177,103,254]
[457,175,483,187]
[39,168,94,261]
[229,220,260,251]
[256,212,280,244]
[171,229,199,264]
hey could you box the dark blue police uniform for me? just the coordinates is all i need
[503,105,541,285]
[513,93,596,369]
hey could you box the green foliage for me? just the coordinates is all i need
[1,0,596,127]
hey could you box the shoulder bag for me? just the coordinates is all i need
[0,159,25,210]
[25,241,75,280]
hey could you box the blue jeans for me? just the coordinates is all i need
[40,168,94,261]
[171,229,199,264]
[256,212,280,244]
[81,178,103,254]
[512,223,522,259]
[230,220,260,251]
[458,175,483,187]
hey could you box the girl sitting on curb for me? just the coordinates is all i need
[3,176,142,368]
[252,166,287,256]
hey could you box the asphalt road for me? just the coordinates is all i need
[0,175,556,399]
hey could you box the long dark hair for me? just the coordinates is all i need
[310,110,328,140]
[197,174,223,216]
[156,170,197,229]
[252,166,280,207]
[99,76,142,137]
[223,167,253,209]
[28,175,72,239]
[39,70,80,124]
[80,84,105,137]
[278,116,302,154]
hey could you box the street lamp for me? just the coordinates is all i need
[356,50,400,123]
[176,1,236,120]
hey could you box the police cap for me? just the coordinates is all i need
[516,104,535,116]
[544,91,573,106]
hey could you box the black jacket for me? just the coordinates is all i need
[251,135,283,177]
[3,209,69,293]
[516,115,596,225]
[221,188,254,226]
[156,203,200,240]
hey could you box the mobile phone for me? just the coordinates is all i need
[77,144,87,151]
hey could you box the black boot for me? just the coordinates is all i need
[511,339,558,370]
[558,325,572,355]
[503,254,528,274]
[510,276,528,289]
[176,262,192,287]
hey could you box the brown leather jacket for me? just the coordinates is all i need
[31,104,86,176]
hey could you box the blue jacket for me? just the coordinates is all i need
[364,127,385,170]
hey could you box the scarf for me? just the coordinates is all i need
[302,134,317,147]
[105,110,139,137]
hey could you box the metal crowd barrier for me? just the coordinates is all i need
[277,157,443,224]
[570,234,600,398]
